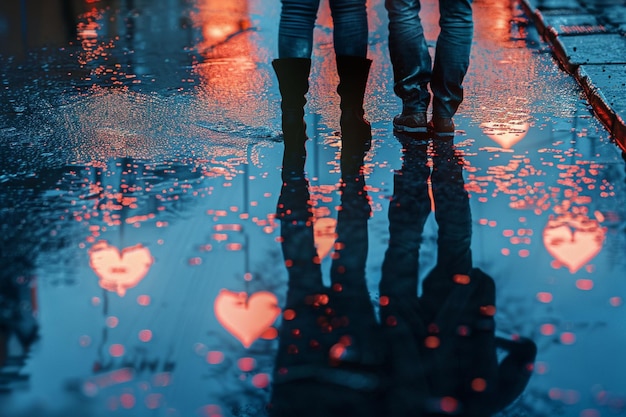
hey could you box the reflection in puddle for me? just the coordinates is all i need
[543,211,606,273]
[214,290,281,348]
[1,0,626,415]
[88,241,154,297]
[480,119,530,149]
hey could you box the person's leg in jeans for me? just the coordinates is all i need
[385,0,432,133]
[330,0,373,180]
[278,0,321,58]
[430,0,473,137]
[330,0,369,58]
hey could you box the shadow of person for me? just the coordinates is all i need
[379,133,537,416]
[269,165,384,416]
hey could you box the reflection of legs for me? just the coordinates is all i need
[379,143,431,414]
[430,140,472,276]
[431,0,473,121]
[280,222,325,302]
[385,0,431,132]
[330,202,380,365]
[278,0,321,58]
[380,142,431,298]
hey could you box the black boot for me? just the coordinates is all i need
[272,58,311,181]
[336,56,372,178]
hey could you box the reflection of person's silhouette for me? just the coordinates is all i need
[379,135,537,416]
[270,161,383,416]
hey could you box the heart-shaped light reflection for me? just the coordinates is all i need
[214,290,281,348]
[89,241,154,296]
[543,212,605,273]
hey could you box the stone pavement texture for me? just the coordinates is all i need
[518,0,626,154]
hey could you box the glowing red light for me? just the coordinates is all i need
[440,397,458,413]
[214,290,281,348]
[329,343,347,361]
[424,336,440,349]
[109,344,125,357]
[138,330,152,342]
[575,279,593,290]
[238,357,256,372]
[560,332,576,345]
[137,295,151,306]
[542,212,605,273]
[313,217,337,259]
[549,388,562,400]
[206,351,224,365]
[540,323,556,336]
[453,274,470,285]
[283,309,296,320]
[89,241,154,297]
[479,305,496,316]
[471,378,487,392]
[201,405,222,417]
[261,327,278,339]
[537,292,553,303]
[252,373,270,389]
[120,393,135,409]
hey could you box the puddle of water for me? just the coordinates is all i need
[1,0,626,416]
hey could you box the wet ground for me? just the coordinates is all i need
[1,0,626,416]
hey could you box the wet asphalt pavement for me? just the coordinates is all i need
[1,0,626,416]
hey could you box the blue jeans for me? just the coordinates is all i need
[386,0,473,118]
[278,0,368,58]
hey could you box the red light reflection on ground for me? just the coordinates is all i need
[200,404,223,417]
[206,351,224,364]
[237,357,256,372]
[251,373,270,388]
[313,217,337,259]
[214,290,281,348]
[89,241,154,296]
[480,120,530,149]
[109,344,125,357]
[543,211,606,273]
[536,292,553,303]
